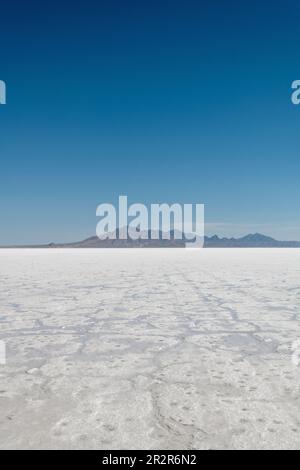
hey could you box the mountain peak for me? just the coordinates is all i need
[240,233,275,242]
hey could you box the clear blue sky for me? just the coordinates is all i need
[0,0,300,244]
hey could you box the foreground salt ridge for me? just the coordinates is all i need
[1,248,300,449]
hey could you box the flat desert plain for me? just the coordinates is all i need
[1,248,300,449]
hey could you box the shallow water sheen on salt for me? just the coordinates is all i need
[1,248,300,449]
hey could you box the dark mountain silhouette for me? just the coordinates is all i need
[4,232,300,248]
[204,233,300,248]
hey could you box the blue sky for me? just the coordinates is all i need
[0,0,300,244]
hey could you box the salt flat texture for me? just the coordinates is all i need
[1,248,300,450]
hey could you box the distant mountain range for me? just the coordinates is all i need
[3,232,300,248]
[204,233,300,248]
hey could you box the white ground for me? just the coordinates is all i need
[1,248,300,450]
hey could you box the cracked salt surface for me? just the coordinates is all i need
[1,248,300,449]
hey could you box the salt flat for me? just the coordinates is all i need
[1,248,300,450]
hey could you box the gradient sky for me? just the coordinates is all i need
[0,0,300,244]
